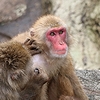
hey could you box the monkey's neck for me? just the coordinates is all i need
[41,53,66,76]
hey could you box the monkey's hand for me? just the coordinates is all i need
[24,39,41,55]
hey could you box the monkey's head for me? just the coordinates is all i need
[31,15,71,58]
[0,41,31,90]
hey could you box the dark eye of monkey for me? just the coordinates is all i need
[59,30,63,34]
[50,32,56,36]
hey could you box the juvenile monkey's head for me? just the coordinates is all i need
[0,41,31,90]
[31,15,71,58]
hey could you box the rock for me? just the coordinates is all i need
[0,0,42,39]
[42,0,52,15]
[0,0,27,23]
[76,70,100,100]
[49,0,100,70]
[0,1,100,99]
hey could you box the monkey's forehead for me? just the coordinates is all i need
[33,15,66,28]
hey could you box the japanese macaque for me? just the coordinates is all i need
[13,15,88,100]
[0,40,48,100]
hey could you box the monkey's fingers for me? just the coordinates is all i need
[27,45,37,50]
[29,44,41,55]
[24,39,30,44]
[29,45,40,50]
[24,39,31,45]
[24,39,40,50]
[24,39,41,55]
[24,39,36,45]
[30,50,41,55]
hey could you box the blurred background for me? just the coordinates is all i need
[0,0,100,70]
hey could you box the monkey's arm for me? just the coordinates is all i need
[58,54,88,100]
[59,70,88,100]
[59,95,74,100]
[24,39,41,55]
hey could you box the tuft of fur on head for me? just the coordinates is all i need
[33,15,67,42]
[0,40,31,90]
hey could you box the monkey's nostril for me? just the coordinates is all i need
[59,41,64,45]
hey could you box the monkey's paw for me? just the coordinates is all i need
[24,39,41,55]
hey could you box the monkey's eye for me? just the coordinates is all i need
[59,30,63,34]
[50,32,55,36]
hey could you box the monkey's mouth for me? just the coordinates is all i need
[55,50,66,55]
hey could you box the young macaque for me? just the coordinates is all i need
[0,40,48,100]
[13,15,88,100]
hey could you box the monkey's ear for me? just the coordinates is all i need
[29,28,34,37]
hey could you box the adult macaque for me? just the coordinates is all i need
[0,40,48,100]
[31,15,88,100]
[13,15,88,100]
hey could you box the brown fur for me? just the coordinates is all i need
[13,15,88,100]
[32,15,88,100]
[12,32,30,43]
[0,40,48,100]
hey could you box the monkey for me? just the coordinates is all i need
[0,40,48,100]
[12,15,88,100]
[19,39,48,100]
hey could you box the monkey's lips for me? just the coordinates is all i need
[55,50,66,55]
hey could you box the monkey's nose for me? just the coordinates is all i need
[59,41,64,45]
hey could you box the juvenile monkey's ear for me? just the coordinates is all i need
[29,28,34,36]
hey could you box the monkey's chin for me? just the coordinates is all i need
[50,49,68,58]
[55,50,66,55]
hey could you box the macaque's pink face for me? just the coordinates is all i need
[46,27,68,57]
